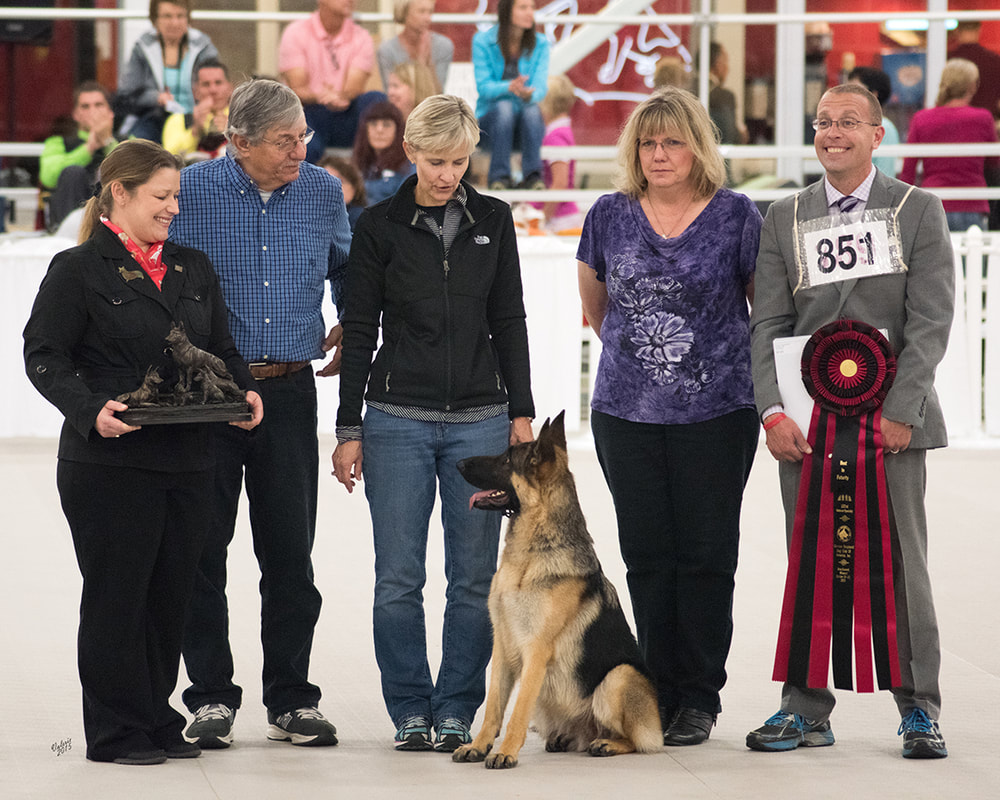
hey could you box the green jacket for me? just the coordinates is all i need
[39,132,117,190]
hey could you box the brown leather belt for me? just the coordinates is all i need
[248,361,310,380]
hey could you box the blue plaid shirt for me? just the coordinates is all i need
[169,154,351,362]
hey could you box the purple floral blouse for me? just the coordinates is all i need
[578,189,762,425]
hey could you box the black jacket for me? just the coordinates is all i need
[337,176,533,428]
[23,225,254,471]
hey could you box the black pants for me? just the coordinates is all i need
[591,408,758,718]
[182,367,322,714]
[57,460,210,762]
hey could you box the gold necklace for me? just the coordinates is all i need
[646,193,695,239]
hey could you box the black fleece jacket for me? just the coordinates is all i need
[337,175,534,429]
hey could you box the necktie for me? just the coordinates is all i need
[837,195,860,214]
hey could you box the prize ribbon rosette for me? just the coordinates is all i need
[772,320,903,692]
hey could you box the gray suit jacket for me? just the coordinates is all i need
[750,171,955,450]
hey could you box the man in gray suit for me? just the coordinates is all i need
[747,83,953,759]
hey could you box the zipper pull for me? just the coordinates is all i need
[443,259,449,276]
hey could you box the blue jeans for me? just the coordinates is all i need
[478,100,544,184]
[304,91,386,163]
[362,408,509,727]
[946,211,988,232]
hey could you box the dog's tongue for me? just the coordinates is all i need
[468,490,495,510]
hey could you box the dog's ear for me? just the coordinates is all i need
[550,410,566,450]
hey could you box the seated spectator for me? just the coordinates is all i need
[848,65,899,177]
[117,0,218,143]
[279,0,386,163]
[473,0,549,190]
[534,74,582,232]
[163,59,233,163]
[899,58,1000,232]
[319,155,367,230]
[40,81,118,230]
[377,0,453,92]
[353,101,415,206]
[387,61,439,121]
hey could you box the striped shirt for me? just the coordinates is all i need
[169,154,352,362]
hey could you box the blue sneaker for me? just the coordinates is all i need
[433,718,472,752]
[394,715,433,751]
[746,710,835,751]
[899,708,948,759]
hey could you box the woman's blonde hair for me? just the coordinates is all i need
[615,87,725,199]
[393,0,431,25]
[392,60,441,105]
[936,58,979,106]
[541,74,576,119]
[79,140,182,243]
[403,94,480,154]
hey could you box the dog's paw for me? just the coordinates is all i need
[545,734,574,752]
[452,743,490,763]
[587,739,625,757]
[484,751,519,769]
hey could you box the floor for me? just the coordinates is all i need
[1,431,998,800]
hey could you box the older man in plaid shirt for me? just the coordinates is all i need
[169,78,351,750]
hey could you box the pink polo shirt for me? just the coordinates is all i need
[278,12,375,97]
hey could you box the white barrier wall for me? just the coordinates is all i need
[2,229,997,441]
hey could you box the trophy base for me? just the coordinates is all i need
[116,402,252,426]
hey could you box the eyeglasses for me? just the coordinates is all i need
[638,138,687,154]
[812,118,881,132]
[260,128,315,152]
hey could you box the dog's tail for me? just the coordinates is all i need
[592,665,663,753]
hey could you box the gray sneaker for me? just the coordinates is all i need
[746,710,835,751]
[185,704,236,749]
[267,707,338,747]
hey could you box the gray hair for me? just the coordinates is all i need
[225,79,304,154]
[403,95,480,155]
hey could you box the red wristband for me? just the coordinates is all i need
[762,412,787,431]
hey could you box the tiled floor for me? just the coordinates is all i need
[2,433,998,799]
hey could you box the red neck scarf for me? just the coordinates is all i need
[101,216,167,290]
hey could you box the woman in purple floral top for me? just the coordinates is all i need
[577,88,762,747]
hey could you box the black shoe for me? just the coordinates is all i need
[112,749,168,765]
[164,741,202,759]
[663,708,716,746]
[517,172,546,191]
[185,703,236,749]
[488,177,513,191]
[899,708,948,759]
[267,707,338,747]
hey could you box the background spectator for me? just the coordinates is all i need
[162,59,234,163]
[948,21,1000,120]
[653,56,689,91]
[899,58,999,232]
[117,0,218,143]
[377,0,452,92]
[473,0,549,190]
[534,73,581,232]
[353,101,415,206]
[319,154,367,230]
[40,82,117,230]
[279,0,385,163]
[848,66,899,177]
[386,61,439,122]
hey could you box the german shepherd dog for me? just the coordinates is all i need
[452,411,661,769]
